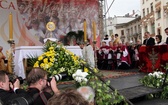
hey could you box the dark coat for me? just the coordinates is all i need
[0,89,26,104]
[166,37,168,44]
[27,88,52,105]
[143,37,155,46]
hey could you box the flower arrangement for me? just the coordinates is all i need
[140,71,165,88]
[72,69,88,83]
[33,41,84,76]
[140,70,168,99]
[30,40,127,105]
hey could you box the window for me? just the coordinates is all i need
[134,26,137,33]
[145,26,148,32]
[109,30,113,36]
[143,8,145,17]
[151,23,155,34]
[121,30,124,35]
[150,3,153,12]
[157,10,161,19]
[127,29,130,36]
[131,27,133,35]
[147,8,149,14]
[157,28,161,35]
[138,25,141,33]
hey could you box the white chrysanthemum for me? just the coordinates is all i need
[150,71,164,78]
[73,69,89,83]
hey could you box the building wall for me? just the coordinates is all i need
[104,16,135,38]
[141,0,168,42]
[115,16,142,44]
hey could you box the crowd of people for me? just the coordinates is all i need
[97,28,168,70]
[0,68,95,105]
[1,26,168,104]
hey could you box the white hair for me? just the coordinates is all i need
[77,86,95,103]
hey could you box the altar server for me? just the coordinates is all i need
[117,45,131,70]
[79,41,95,68]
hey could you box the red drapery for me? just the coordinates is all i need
[139,45,168,73]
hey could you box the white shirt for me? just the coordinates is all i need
[82,45,95,68]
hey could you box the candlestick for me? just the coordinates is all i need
[9,13,13,40]
[93,21,96,41]
[83,20,87,42]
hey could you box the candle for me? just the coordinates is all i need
[9,13,13,40]
[83,19,87,42]
[93,21,96,41]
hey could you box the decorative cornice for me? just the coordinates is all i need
[155,1,161,8]
[155,1,161,12]
[163,3,168,13]
[141,11,154,25]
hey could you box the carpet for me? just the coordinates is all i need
[58,70,139,85]
[100,70,139,79]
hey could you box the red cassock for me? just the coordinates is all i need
[98,45,109,59]
[120,46,131,65]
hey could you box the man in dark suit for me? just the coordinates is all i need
[143,32,155,46]
[165,28,168,44]
[0,71,26,104]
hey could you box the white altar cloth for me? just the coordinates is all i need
[14,46,83,78]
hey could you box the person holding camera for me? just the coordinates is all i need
[0,71,26,104]
[26,67,60,105]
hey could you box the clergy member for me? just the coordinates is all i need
[79,40,95,68]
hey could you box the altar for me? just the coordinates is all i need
[14,46,83,78]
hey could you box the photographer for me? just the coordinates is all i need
[26,67,60,105]
[0,71,26,104]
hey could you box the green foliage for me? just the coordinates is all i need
[27,54,38,67]
[80,75,127,105]
[28,41,127,105]
[34,41,84,76]
[140,73,164,88]
[140,70,168,99]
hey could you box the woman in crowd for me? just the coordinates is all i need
[155,35,164,45]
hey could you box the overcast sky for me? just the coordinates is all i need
[106,0,140,17]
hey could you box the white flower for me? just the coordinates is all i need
[148,73,152,76]
[73,69,89,83]
[60,67,65,72]
[149,71,165,78]
[83,78,88,82]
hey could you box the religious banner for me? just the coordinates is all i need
[139,45,168,73]
[0,0,100,53]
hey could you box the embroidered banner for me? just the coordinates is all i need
[0,0,100,53]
